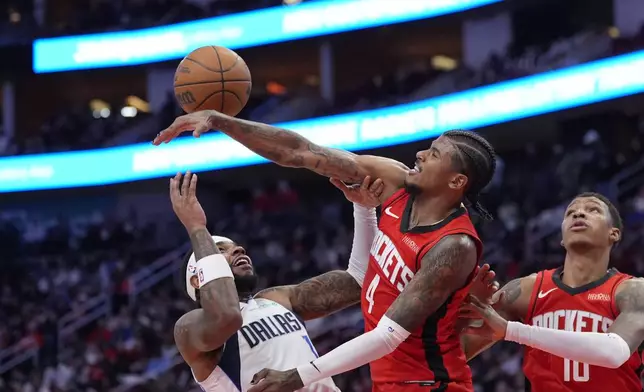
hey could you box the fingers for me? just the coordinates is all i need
[458,306,482,319]
[153,116,197,145]
[329,178,350,194]
[154,121,182,145]
[360,176,372,192]
[369,178,385,197]
[462,326,489,336]
[188,173,198,199]
[475,264,490,281]
[193,122,209,138]
[181,171,191,196]
[493,290,506,306]
[248,383,267,392]
[170,173,181,202]
[251,369,270,385]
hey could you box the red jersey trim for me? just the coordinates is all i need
[525,271,544,322]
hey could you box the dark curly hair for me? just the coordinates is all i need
[444,129,497,220]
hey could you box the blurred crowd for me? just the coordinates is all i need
[3,0,312,37]
[4,20,644,156]
[2,112,644,391]
[3,2,644,391]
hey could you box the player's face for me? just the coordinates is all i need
[217,241,254,277]
[405,136,468,194]
[561,196,620,249]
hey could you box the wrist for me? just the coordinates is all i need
[287,368,304,389]
[504,321,524,342]
[296,363,319,387]
[353,203,377,218]
[206,110,225,128]
[185,224,207,236]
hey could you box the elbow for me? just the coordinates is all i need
[603,351,629,369]
[202,308,242,346]
[601,333,632,369]
[221,308,243,333]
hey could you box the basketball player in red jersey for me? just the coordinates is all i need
[460,192,644,392]
[153,110,497,391]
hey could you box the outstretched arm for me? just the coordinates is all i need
[248,235,477,392]
[467,278,644,369]
[255,191,379,319]
[170,173,241,378]
[154,110,408,202]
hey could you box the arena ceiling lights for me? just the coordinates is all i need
[4,50,644,192]
[32,0,501,73]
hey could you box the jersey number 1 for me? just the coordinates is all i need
[365,274,381,314]
[563,358,589,382]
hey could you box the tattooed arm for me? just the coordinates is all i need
[461,277,644,369]
[610,278,644,351]
[246,235,478,392]
[209,113,408,200]
[174,228,242,379]
[155,110,408,202]
[461,275,535,361]
[169,172,241,381]
[256,271,362,320]
[384,234,478,330]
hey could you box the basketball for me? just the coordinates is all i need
[173,46,252,116]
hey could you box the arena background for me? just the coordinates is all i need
[1,0,644,390]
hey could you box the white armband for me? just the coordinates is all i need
[505,321,631,369]
[196,254,234,288]
[346,204,377,287]
[296,316,410,386]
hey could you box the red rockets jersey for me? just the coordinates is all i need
[361,189,482,390]
[523,267,643,392]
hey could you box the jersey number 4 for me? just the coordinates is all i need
[563,358,589,382]
[365,275,381,314]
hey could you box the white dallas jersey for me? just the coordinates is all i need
[194,298,340,392]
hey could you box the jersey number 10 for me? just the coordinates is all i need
[563,358,589,382]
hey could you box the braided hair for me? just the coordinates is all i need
[443,130,497,220]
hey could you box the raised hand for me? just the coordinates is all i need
[169,171,207,233]
[153,110,215,145]
[330,175,384,208]
[468,264,500,305]
[248,368,303,392]
[459,294,508,341]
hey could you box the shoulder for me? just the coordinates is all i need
[417,235,477,284]
[497,274,537,322]
[421,234,477,264]
[615,278,644,312]
[254,285,294,310]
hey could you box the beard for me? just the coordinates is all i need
[234,273,258,296]
[404,179,422,195]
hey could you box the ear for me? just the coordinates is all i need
[449,173,468,191]
[190,275,200,290]
[609,227,621,244]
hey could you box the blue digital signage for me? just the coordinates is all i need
[5,50,644,192]
[33,0,501,73]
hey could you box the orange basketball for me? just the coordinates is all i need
[173,46,252,116]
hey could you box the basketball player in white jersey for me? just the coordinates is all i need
[169,171,383,392]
